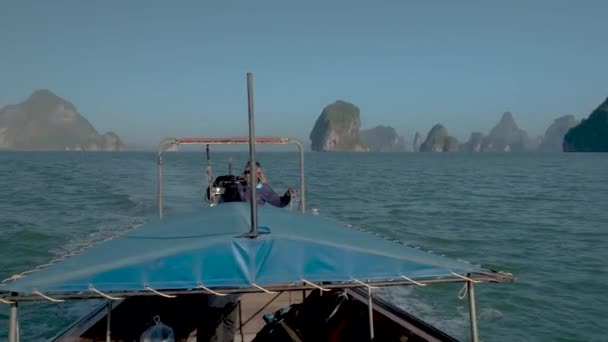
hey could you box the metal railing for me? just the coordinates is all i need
[157,136,306,218]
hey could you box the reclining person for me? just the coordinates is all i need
[238,161,295,208]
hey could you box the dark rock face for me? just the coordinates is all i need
[564,97,608,152]
[463,132,484,152]
[420,124,459,152]
[413,131,423,152]
[539,115,578,152]
[360,125,405,152]
[0,90,125,151]
[309,100,366,151]
[481,112,531,152]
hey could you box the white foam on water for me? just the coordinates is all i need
[377,286,469,340]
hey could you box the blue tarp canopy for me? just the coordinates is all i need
[1,203,493,297]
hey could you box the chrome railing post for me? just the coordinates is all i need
[247,72,258,235]
[106,301,111,342]
[468,280,479,342]
[157,154,163,219]
[9,301,18,342]
[368,288,375,341]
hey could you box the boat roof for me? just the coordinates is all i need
[158,136,303,154]
[0,203,511,302]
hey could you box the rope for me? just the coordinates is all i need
[89,285,123,300]
[1,275,23,283]
[450,272,482,283]
[0,297,14,304]
[458,283,468,299]
[197,283,227,296]
[33,290,65,302]
[351,279,378,290]
[144,286,176,298]
[251,283,278,294]
[48,257,66,263]
[301,279,330,292]
[400,275,427,287]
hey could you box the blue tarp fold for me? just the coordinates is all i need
[2,203,483,294]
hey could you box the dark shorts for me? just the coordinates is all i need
[197,302,238,342]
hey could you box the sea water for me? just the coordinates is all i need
[0,151,606,341]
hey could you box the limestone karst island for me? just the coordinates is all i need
[308,97,608,153]
[0,90,124,151]
[1,91,606,152]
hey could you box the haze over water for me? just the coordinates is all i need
[2,1,608,145]
[0,151,606,341]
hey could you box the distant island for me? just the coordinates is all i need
[540,115,578,152]
[361,125,406,152]
[420,124,458,152]
[309,100,366,152]
[563,97,608,152]
[0,90,124,151]
[309,100,406,152]
[306,96,608,153]
[479,112,533,152]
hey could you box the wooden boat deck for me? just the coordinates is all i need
[212,291,306,342]
[59,291,307,341]
[54,288,457,342]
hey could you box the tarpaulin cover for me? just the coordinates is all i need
[2,202,484,295]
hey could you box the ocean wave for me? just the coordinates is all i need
[1,152,607,341]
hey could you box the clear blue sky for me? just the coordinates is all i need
[1,0,607,146]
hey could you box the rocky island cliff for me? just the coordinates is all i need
[360,125,405,152]
[539,115,578,152]
[309,100,366,151]
[420,124,459,152]
[481,112,531,152]
[563,97,608,152]
[463,132,484,152]
[0,90,124,151]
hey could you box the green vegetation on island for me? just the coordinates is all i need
[360,125,406,152]
[309,100,366,151]
[563,97,608,152]
[420,124,459,152]
[0,90,125,151]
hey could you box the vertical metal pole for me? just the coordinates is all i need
[468,281,479,342]
[368,287,375,341]
[106,301,111,342]
[238,301,244,342]
[228,157,233,175]
[296,142,306,213]
[9,302,17,342]
[247,72,258,235]
[206,144,214,205]
[157,154,163,219]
